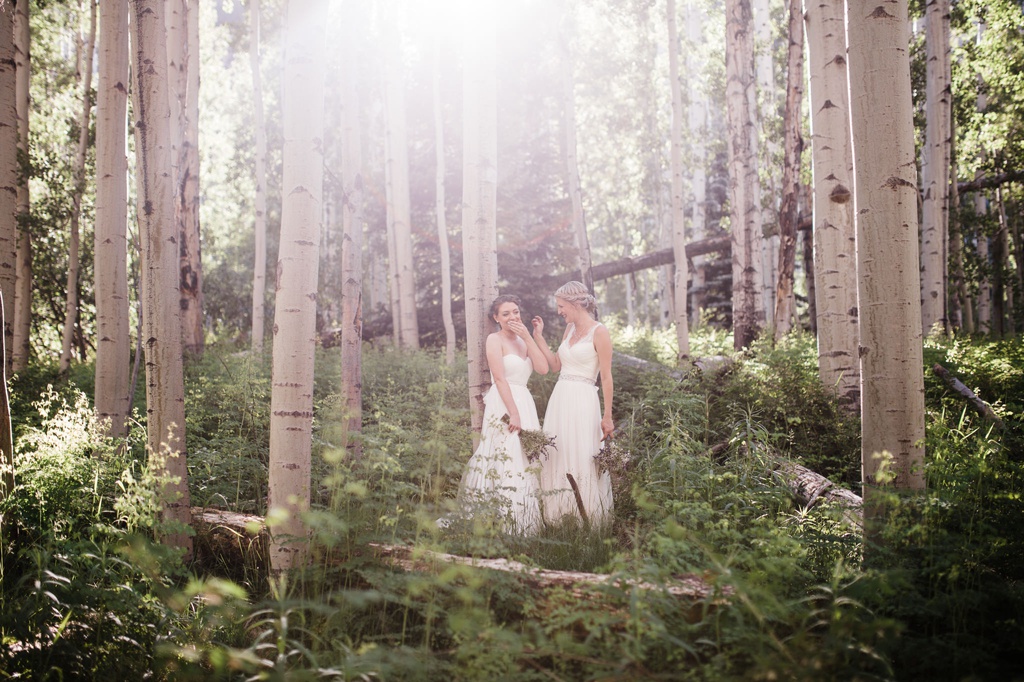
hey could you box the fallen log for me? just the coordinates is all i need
[369,542,725,603]
[932,363,1004,427]
[774,460,862,526]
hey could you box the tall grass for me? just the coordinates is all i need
[0,331,1021,679]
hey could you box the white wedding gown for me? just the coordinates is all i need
[541,323,614,524]
[459,354,542,533]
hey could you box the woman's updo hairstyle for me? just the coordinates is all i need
[554,281,598,319]
[490,294,523,322]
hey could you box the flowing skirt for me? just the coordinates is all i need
[540,379,613,524]
[460,383,542,533]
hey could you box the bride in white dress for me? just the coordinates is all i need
[459,295,550,533]
[532,281,615,525]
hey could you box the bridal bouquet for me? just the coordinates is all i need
[501,414,556,463]
[594,438,631,476]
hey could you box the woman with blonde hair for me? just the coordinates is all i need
[531,281,614,524]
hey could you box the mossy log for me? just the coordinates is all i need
[774,460,862,525]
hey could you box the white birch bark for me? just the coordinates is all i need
[340,8,364,451]
[667,0,690,359]
[975,193,991,333]
[382,13,418,350]
[726,0,765,350]
[94,0,131,436]
[847,0,925,490]
[560,0,593,293]
[129,0,192,555]
[60,0,98,374]
[268,0,327,572]
[773,0,803,339]
[249,0,267,353]
[920,0,951,334]
[462,0,499,435]
[432,41,455,365]
[804,0,859,409]
[686,3,707,330]
[12,0,30,372]
[0,9,17,376]
[753,0,779,328]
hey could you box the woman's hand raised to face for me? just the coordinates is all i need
[531,316,545,338]
[507,319,531,340]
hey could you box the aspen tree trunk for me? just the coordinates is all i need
[94,0,130,436]
[249,0,267,353]
[920,0,951,335]
[129,0,192,556]
[268,0,327,572]
[340,8,364,453]
[976,193,991,333]
[947,119,969,331]
[432,41,455,366]
[847,0,926,494]
[382,15,418,350]
[753,0,778,329]
[60,0,98,374]
[1,8,18,375]
[462,0,499,435]
[181,0,202,354]
[773,0,803,339]
[12,0,30,372]
[726,0,764,350]
[667,0,690,359]
[686,3,707,330]
[802,225,816,334]
[993,186,1009,337]
[560,1,593,294]
[0,289,11,523]
[168,0,203,355]
[804,0,859,409]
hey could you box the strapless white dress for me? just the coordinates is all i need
[459,354,542,533]
[540,323,613,524]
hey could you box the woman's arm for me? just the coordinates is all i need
[531,316,561,373]
[509,319,549,374]
[593,324,614,440]
[486,332,522,433]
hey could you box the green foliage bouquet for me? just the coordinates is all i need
[500,414,556,463]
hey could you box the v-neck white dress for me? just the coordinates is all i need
[459,353,542,533]
[540,323,614,524]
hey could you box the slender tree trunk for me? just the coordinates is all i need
[774,0,803,339]
[1,8,18,376]
[804,0,859,409]
[268,0,327,572]
[0,289,11,526]
[753,0,778,329]
[12,0,30,372]
[686,3,707,330]
[560,1,593,294]
[94,0,130,436]
[181,0,202,354]
[847,0,926,496]
[667,0,690,359]
[129,0,192,557]
[340,8,364,454]
[249,0,267,353]
[726,0,764,350]
[993,186,1009,337]
[976,192,991,333]
[432,41,455,365]
[60,0,98,374]
[802,224,816,334]
[462,0,499,435]
[382,16,418,350]
[920,0,951,334]
[947,116,968,331]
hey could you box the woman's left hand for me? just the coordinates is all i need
[508,319,531,340]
